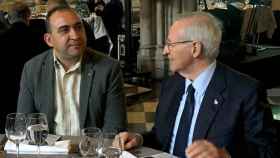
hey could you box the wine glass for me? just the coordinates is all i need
[101,131,123,158]
[5,113,27,158]
[26,113,49,156]
[79,127,102,157]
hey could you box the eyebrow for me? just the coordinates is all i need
[57,21,83,30]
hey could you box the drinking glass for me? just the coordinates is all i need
[26,113,49,156]
[5,113,27,158]
[79,127,102,157]
[101,131,123,158]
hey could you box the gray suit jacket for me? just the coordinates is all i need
[17,48,127,133]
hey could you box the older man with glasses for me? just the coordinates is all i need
[116,12,279,158]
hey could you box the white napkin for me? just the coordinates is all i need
[4,140,70,155]
[121,151,137,158]
[146,153,179,158]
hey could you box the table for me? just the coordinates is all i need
[241,47,280,63]
[0,135,175,158]
[237,48,280,89]
[124,83,153,105]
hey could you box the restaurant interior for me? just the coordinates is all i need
[0,0,280,156]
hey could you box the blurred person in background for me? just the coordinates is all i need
[0,1,33,133]
[0,10,9,35]
[102,0,124,58]
[85,0,111,54]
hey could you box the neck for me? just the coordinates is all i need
[54,53,81,71]
[179,59,212,80]
[61,58,79,71]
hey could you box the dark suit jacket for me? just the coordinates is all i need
[143,63,278,158]
[0,21,35,133]
[17,48,127,133]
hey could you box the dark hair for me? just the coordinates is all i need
[45,5,74,32]
[87,0,105,13]
[8,1,31,24]
[47,0,70,11]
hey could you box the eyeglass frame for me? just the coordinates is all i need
[165,40,193,51]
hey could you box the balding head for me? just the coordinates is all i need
[171,12,222,62]
[45,5,78,33]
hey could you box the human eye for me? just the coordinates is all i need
[74,23,83,32]
[57,26,70,34]
[165,40,171,46]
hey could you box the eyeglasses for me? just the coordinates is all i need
[165,40,193,51]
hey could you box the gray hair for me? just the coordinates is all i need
[179,12,222,62]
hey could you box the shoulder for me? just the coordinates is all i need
[24,49,52,69]
[215,63,263,100]
[84,48,120,68]
[217,62,259,88]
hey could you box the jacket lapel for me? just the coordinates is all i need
[79,51,95,128]
[162,74,185,151]
[40,51,55,133]
[193,63,226,140]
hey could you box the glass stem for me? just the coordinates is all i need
[37,144,40,156]
[16,143,19,158]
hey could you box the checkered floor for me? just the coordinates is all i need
[124,80,161,133]
[127,99,158,133]
[126,87,280,133]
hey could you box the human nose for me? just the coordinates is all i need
[163,45,169,56]
[69,28,80,39]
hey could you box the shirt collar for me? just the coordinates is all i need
[185,61,217,96]
[53,52,82,73]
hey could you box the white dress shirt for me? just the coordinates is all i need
[53,55,81,136]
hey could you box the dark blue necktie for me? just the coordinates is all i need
[173,84,195,158]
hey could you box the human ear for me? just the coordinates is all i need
[192,41,202,58]
[44,33,54,47]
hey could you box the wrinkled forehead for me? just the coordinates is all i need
[167,20,191,41]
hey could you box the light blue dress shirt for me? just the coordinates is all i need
[169,61,217,154]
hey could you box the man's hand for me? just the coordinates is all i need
[113,132,143,150]
[186,140,230,158]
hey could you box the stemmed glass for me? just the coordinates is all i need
[26,113,49,156]
[5,113,27,158]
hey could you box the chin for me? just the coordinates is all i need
[169,65,177,73]
[65,51,82,59]
[69,48,84,55]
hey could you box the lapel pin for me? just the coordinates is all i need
[214,99,219,105]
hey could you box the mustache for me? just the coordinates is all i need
[67,40,84,46]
